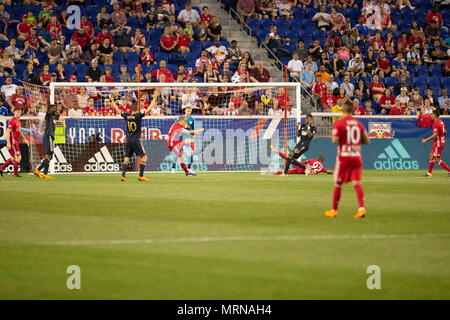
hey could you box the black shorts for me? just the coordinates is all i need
[43,135,54,155]
[290,142,309,159]
[125,139,145,158]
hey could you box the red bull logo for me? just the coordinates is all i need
[368,122,394,139]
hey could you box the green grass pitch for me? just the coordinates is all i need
[0,170,449,300]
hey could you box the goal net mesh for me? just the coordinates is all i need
[17,82,305,173]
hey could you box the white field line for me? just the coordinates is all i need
[4,233,449,247]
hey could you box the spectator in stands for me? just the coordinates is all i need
[407,44,421,66]
[131,28,146,53]
[431,40,448,65]
[299,61,315,90]
[379,88,396,114]
[204,64,219,82]
[426,5,446,32]
[410,88,423,108]
[442,102,449,115]
[195,50,211,77]
[277,0,293,20]
[65,38,83,66]
[96,27,114,47]
[353,98,366,115]
[325,30,341,49]
[163,14,180,32]
[118,65,131,82]
[391,52,409,78]
[316,63,330,82]
[111,25,133,53]
[218,62,232,82]
[330,5,345,31]
[425,20,440,43]
[332,51,346,78]
[97,6,112,29]
[55,63,67,82]
[132,65,144,82]
[294,41,308,63]
[39,64,52,86]
[355,78,370,102]
[421,98,434,115]
[393,74,413,95]
[23,63,39,85]
[178,2,201,27]
[321,87,336,112]
[160,26,178,53]
[404,100,417,116]
[201,6,212,25]
[0,4,10,38]
[377,50,391,77]
[325,74,339,91]
[311,74,327,110]
[46,38,66,65]
[395,87,409,109]
[287,52,304,80]
[348,54,365,78]
[364,100,376,115]
[369,74,385,103]
[425,88,438,108]
[111,4,127,28]
[250,61,272,82]
[17,15,33,41]
[421,42,434,65]
[227,40,243,66]
[340,74,355,97]
[207,16,223,40]
[234,62,250,83]
[206,39,228,65]
[312,5,331,31]
[5,38,21,64]
[439,89,449,110]
[151,60,174,82]
[38,3,53,25]
[77,87,89,110]
[98,38,113,65]
[68,103,83,117]
[70,26,91,51]
[85,59,102,82]
[237,0,256,22]
[308,38,323,62]
[26,28,40,52]
[6,86,26,114]
[79,15,94,39]
[0,76,16,100]
[195,20,208,41]
[298,0,313,10]
[83,43,99,65]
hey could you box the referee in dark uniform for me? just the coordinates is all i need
[283,114,317,175]
[110,92,157,181]
[34,102,58,179]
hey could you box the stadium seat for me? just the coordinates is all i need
[125,52,139,65]
[154,52,168,63]
[429,65,443,76]
[169,52,187,65]
[415,65,428,76]
[260,18,274,30]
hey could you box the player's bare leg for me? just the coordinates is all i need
[352,180,366,219]
[138,155,149,181]
[0,157,12,177]
[13,155,22,177]
[433,156,450,176]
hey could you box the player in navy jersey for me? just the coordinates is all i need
[109,91,158,181]
[171,107,196,174]
[34,101,58,179]
[282,114,316,175]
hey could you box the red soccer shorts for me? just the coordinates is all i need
[8,143,20,157]
[168,140,185,158]
[334,158,362,184]
[431,142,444,158]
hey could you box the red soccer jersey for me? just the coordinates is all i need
[201,13,212,24]
[303,159,328,174]
[322,95,336,111]
[7,117,21,144]
[141,51,154,64]
[377,58,390,71]
[168,122,184,148]
[101,106,115,116]
[83,106,98,116]
[26,34,40,50]
[433,118,446,147]
[17,22,33,35]
[105,75,115,82]
[10,93,27,111]
[119,103,131,114]
[353,105,366,115]
[332,115,366,165]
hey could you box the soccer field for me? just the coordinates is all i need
[0,171,449,300]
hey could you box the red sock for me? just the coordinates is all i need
[353,184,365,208]
[428,160,435,174]
[277,151,287,160]
[180,163,189,174]
[1,158,12,171]
[332,186,342,211]
[438,160,450,172]
[13,161,19,175]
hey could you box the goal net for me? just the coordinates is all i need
[13,82,303,173]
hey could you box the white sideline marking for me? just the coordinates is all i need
[9,233,450,247]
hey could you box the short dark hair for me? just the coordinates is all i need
[306,113,313,119]
[343,101,354,114]
[433,109,440,118]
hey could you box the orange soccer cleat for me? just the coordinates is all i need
[43,174,54,179]
[34,169,42,179]
[324,209,338,218]
[354,208,366,219]
[121,177,126,182]
[138,176,149,182]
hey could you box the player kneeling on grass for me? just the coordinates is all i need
[264,145,332,175]
[325,101,370,219]
[422,109,450,178]
[34,102,58,179]
[0,108,28,178]
[168,116,204,176]
[109,92,158,182]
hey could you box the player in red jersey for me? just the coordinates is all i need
[422,109,450,177]
[263,145,332,175]
[325,101,370,219]
[168,116,204,176]
[0,109,28,177]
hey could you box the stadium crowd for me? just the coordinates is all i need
[0,0,448,117]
